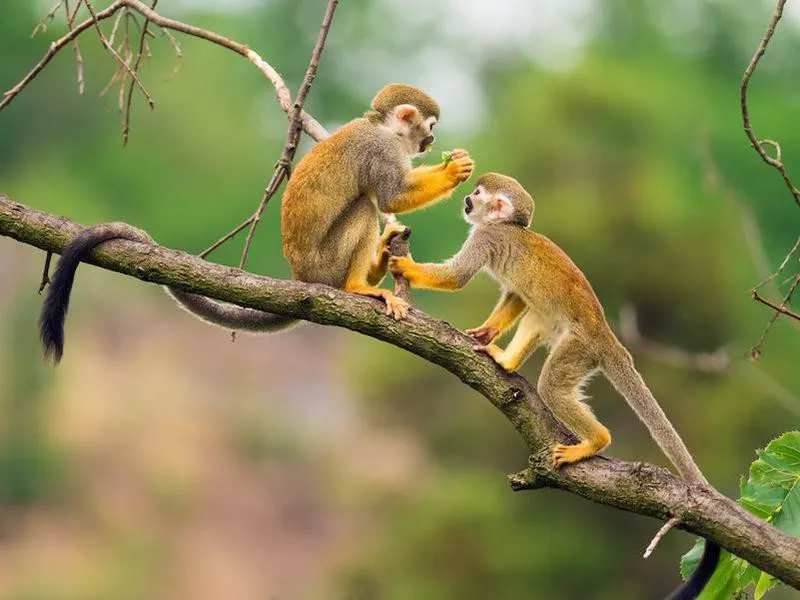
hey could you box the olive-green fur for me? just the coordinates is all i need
[366,83,440,123]
[477,172,534,227]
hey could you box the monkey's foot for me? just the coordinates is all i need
[552,442,599,468]
[466,325,499,346]
[474,344,516,372]
[349,286,409,320]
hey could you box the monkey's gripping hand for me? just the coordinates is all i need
[388,255,420,284]
[443,149,474,185]
[466,325,500,346]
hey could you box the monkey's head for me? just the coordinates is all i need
[367,83,440,156]
[463,173,534,228]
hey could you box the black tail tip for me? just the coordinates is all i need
[39,319,64,364]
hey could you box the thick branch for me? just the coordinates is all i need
[2,195,799,589]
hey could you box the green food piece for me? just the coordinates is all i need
[441,151,453,164]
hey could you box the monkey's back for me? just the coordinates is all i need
[281,118,405,286]
[485,226,608,338]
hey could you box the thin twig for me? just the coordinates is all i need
[37,251,53,294]
[644,516,680,559]
[741,0,800,207]
[32,1,64,38]
[751,275,800,360]
[237,0,339,270]
[2,0,328,141]
[752,280,800,322]
[199,216,254,259]
[122,0,157,145]
[83,0,154,110]
[751,236,800,293]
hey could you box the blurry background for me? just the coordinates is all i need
[1,0,799,598]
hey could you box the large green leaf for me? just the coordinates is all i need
[679,431,800,599]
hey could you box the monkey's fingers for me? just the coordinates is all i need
[465,325,499,346]
[384,295,409,320]
[451,158,475,182]
[552,443,596,468]
[449,148,469,160]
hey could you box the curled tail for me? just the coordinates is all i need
[40,223,297,363]
[165,288,297,333]
[601,338,719,600]
[39,223,152,362]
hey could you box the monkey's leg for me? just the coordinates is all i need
[367,221,408,286]
[537,336,609,468]
[383,158,473,214]
[344,227,409,320]
[466,291,526,345]
[476,312,542,373]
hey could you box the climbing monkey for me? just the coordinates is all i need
[39,84,474,361]
[389,172,719,599]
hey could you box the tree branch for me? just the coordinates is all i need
[2,194,799,591]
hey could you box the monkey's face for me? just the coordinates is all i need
[463,186,515,226]
[389,104,437,156]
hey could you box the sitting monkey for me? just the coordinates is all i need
[389,172,718,599]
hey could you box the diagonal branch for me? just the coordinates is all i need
[2,194,800,592]
[238,0,338,270]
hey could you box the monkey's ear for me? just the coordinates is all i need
[394,104,420,125]
[487,194,514,222]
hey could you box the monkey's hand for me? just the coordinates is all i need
[444,151,474,184]
[474,344,515,372]
[380,221,409,253]
[388,255,418,283]
[465,325,500,346]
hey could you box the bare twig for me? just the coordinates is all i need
[37,251,53,294]
[122,0,158,146]
[238,0,339,271]
[752,237,800,294]
[752,278,800,323]
[1,0,328,142]
[32,1,64,38]
[741,0,800,207]
[644,516,680,559]
[83,0,154,110]
[388,227,412,302]
[751,274,800,360]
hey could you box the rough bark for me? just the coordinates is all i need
[1,194,799,590]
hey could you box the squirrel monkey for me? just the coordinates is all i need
[39,84,474,362]
[389,172,719,599]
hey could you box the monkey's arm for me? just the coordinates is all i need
[366,222,407,286]
[388,233,488,291]
[466,291,526,345]
[380,155,474,214]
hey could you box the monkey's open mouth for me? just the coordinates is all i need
[419,135,435,153]
[464,196,473,214]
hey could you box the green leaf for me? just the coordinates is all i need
[679,431,800,598]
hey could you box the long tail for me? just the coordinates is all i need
[40,223,296,362]
[601,339,719,600]
[165,288,297,333]
[601,343,706,485]
[667,541,721,600]
[39,223,152,362]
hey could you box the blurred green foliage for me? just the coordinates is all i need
[1,1,799,599]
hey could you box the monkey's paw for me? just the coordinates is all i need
[446,156,475,184]
[448,148,470,161]
[474,344,515,372]
[388,255,414,278]
[465,325,499,346]
[383,294,409,320]
[552,443,596,468]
